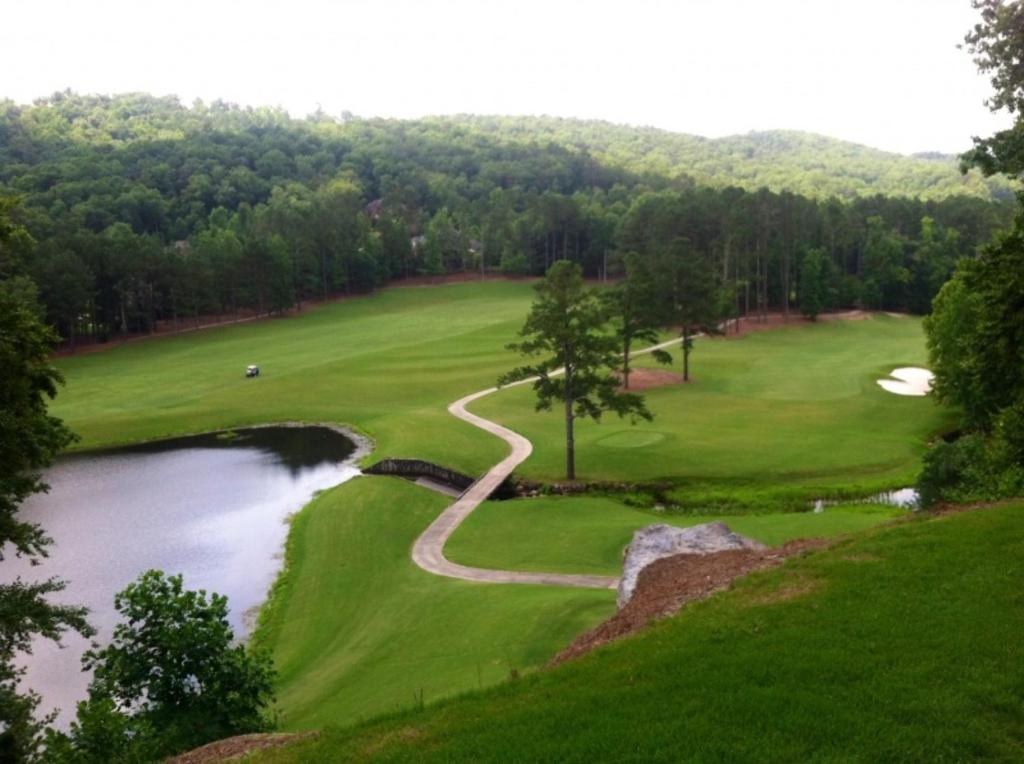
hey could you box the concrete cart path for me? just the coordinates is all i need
[410,337,681,589]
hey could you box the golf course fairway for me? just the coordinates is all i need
[48,281,954,729]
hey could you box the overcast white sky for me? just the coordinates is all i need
[2,0,1010,154]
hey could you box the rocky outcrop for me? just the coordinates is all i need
[617,522,765,607]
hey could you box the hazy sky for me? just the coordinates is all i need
[3,0,1010,154]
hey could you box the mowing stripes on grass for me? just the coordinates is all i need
[252,477,614,730]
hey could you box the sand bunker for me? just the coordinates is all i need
[877,367,934,396]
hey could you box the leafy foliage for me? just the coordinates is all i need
[602,253,671,389]
[0,94,1015,348]
[919,0,1024,505]
[0,202,91,762]
[48,570,275,761]
[499,261,651,479]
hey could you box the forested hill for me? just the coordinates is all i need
[424,116,1015,201]
[0,92,1016,347]
[0,94,1013,209]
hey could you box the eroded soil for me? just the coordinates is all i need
[552,538,831,664]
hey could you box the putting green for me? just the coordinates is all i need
[595,430,668,448]
[472,315,951,496]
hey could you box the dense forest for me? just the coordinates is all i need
[0,92,1015,346]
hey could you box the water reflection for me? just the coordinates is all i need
[813,487,920,513]
[0,425,361,727]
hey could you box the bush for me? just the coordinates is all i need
[499,250,529,276]
[47,571,275,761]
[918,431,1024,507]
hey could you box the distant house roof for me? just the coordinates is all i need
[365,198,384,219]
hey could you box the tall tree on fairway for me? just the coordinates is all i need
[658,238,721,382]
[604,253,672,389]
[500,261,652,480]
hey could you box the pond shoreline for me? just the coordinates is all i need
[12,423,371,726]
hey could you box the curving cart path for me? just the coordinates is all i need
[410,338,681,590]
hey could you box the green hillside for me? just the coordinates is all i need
[437,115,1016,201]
[256,502,1024,762]
[46,281,950,735]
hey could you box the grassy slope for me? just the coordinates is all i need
[49,284,955,731]
[258,503,1024,762]
[52,281,537,475]
[473,315,951,499]
[446,496,904,576]
[254,476,613,730]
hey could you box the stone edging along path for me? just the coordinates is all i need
[410,338,681,590]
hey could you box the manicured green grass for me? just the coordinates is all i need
[54,288,947,505]
[446,495,905,576]
[474,315,952,499]
[52,282,539,475]
[49,285,958,736]
[253,476,614,730]
[256,503,1024,762]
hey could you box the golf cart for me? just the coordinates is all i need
[245,365,260,378]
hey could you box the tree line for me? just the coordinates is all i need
[0,93,1015,347]
[919,0,1024,507]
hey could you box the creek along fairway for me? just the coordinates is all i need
[0,426,359,728]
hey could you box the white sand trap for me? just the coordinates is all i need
[877,367,934,396]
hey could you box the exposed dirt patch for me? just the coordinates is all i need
[166,732,317,764]
[551,538,830,665]
[620,368,687,390]
[714,309,874,342]
[928,498,1020,517]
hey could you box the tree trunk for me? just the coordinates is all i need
[321,250,329,299]
[682,327,691,382]
[782,248,791,321]
[622,337,631,390]
[564,363,575,481]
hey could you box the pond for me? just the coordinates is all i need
[0,425,364,726]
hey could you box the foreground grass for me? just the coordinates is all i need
[446,496,904,576]
[257,503,1024,762]
[473,315,951,498]
[253,476,613,730]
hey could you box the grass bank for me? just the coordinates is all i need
[446,495,905,576]
[252,476,613,730]
[255,502,1024,762]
